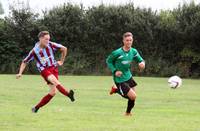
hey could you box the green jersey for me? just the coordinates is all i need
[106,47,144,83]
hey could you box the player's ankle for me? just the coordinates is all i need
[35,106,39,110]
[125,112,132,116]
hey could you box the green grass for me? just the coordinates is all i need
[0,75,199,131]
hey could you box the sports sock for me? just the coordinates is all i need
[56,84,69,96]
[35,94,53,109]
[126,99,135,113]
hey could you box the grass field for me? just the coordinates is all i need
[0,75,199,131]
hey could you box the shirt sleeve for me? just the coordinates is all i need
[50,42,64,52]
[106,51,118,73]
[133,49,144,63]
[23,50,34,63]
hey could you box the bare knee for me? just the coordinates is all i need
[47,75,61,86]
[49,88,57,96]
[48,86,57,96]
[127,89,137,100]
[129,95,136,101]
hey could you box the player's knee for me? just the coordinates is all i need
[52,78,61,86]
[48,75,61,86]
[50,91,56,96]
[50,92,56,96]
[49,88,57,96]
[128,91,136,100]
[129,95,136,101]
[53,80,61,86]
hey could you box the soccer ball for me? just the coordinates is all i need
[168,76,182,89]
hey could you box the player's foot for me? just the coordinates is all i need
[124,112,132,116]
[32,107,39,113]
[109,86,117,95]
[68,90,75,102]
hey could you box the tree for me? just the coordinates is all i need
[0,3,40,73]
[0,2,199,77]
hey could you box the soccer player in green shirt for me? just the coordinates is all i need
[106,32,145,116]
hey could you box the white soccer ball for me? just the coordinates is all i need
[168,76,182,89]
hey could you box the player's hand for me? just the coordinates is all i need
[16,73,22,79]
[57,61,64,66]
[138,61,145,72]
[115,71,122,77]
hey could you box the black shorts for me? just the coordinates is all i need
[115,78,137,98]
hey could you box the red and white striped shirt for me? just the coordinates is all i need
[23,42,64,72]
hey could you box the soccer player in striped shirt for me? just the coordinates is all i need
[16,31,75,113]
[106,32,145,116]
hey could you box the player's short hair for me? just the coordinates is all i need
[123,32,133,39]
[38,31,50,38]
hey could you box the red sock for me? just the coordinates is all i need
[56,84,69,96]
[35,94,53,109]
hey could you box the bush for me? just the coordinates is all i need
[0,2,199,78]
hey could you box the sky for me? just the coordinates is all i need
[1,0,200,16]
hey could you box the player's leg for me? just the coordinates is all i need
[124,78,137,116]
[47,74,75,102]
[125,88,136,116]
[32,84,57,113]
[127,88,136,100]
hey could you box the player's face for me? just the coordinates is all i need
[40,34,50,47]
[123,36,133,49]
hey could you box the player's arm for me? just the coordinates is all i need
[57,46,67,66]
[16,62,27,79]
[16,50,34,79]
[106,51,117,73]
[134,50,145,71]
[50,42,67,66]
[106,51,122,77]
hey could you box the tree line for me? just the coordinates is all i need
[0,2,199,78]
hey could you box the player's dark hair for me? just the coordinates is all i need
[38,31,50,38]
[123,32,133,39]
